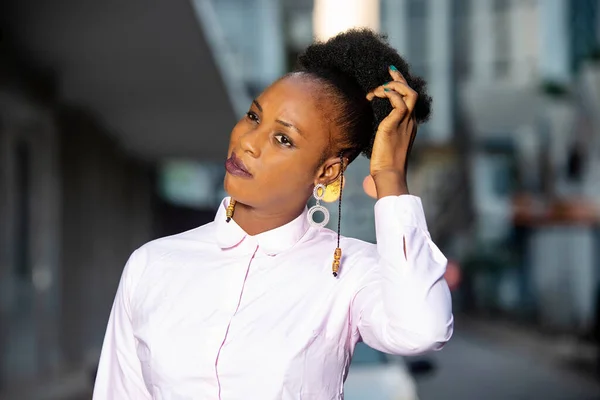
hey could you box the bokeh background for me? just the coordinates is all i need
[1,0,600,399]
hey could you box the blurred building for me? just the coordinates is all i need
[351,0,600,342]
[0,0,237,397]
[453,0,600,339]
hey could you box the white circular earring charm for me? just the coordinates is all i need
[313,183,326,201]
[308,204,330,228]
[308,183,330,228]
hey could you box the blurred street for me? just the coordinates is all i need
[415,320,600,400]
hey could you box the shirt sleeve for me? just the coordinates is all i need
[350,195,454,356]
[92,249,152,399]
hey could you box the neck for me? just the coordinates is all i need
[231,200,306,236]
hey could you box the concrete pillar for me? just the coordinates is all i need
[258,0,285,84]
[382,0,409,55]
[510,0,540,84]
[0,97,62,382]
[29,114,62,375]
[427,0,453,143]
[313,0,380,41]
[539,0,571,83]
[472,0,495,82]
[0,107,16,386]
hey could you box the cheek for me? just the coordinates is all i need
[228,122,245,149]
[269,158,316,186]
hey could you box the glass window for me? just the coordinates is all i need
[453,0,472,79]
[407,0,429,79]
[569,0,599,72]
[493,0,511,78]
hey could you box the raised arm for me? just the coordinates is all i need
[351,195,453,355]
[351,66,453,354]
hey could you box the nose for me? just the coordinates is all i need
[239,129,262,158]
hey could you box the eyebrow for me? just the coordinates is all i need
[276,119,304,137]
[252,99,304,137]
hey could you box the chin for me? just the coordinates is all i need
[223,174,252,203]
[223,174,234,197]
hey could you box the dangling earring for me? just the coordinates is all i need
[307,183,330,228]
[332,152,344,277]
[226,199,236,223]
[323,175,344,203]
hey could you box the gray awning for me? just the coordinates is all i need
[1,0,237,161]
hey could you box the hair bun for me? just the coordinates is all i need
[296,29,432,158]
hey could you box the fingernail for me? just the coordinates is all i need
[390,65,398,72]
[383,82,389,86]
[384,88,391,92]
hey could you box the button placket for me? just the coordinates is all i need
[215,243,258,399]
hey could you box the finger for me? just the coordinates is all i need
[378,108,406,132]
[367,86,409,115]
[385,81,418,111]
[366,82,406,100]
[367,81,418,112]
[388,65,407,84]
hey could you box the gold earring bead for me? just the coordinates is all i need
[332,247,342,277]
[323,176,344,203]
[226,199,236,223]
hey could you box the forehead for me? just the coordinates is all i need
[257,75,332,132]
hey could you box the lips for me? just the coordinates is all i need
[225,152,252,178]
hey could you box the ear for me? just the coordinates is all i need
[314,155,349,186]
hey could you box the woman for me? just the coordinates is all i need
[93,29,453,399]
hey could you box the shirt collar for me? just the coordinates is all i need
[214,197,310,256]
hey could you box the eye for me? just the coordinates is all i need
[274,134,294,148]
[246,111,259,123]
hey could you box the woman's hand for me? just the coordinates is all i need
[366,66,418,198]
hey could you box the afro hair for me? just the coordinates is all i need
[295,29,432,159]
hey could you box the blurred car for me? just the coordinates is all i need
[344,342,421,400]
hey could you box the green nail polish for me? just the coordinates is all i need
[390,65,398,71]
[383,82,389,86]
[384,88,391,92]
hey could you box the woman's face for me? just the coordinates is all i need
[224,74,342,211]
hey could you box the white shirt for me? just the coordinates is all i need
[93,195,453,400]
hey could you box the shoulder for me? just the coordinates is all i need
[307,227,378,277]
[122,221,218,286]
[311,226,377,255]
[140,221,217,256]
